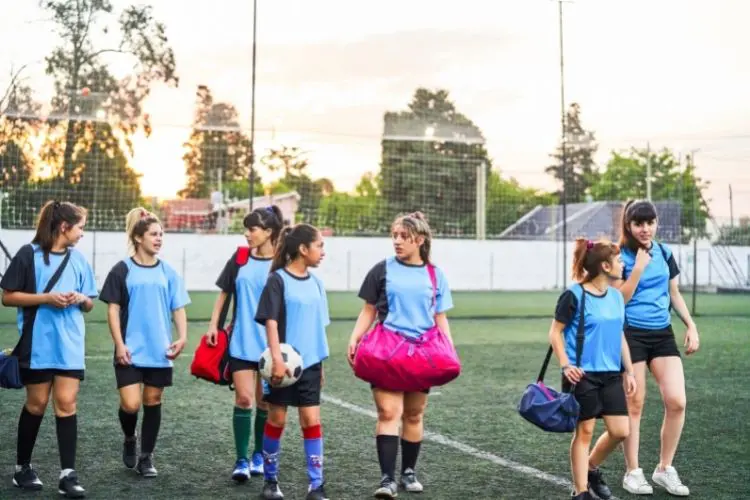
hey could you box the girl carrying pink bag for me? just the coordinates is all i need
[347,211,461,499]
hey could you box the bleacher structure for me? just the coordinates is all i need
[498,200,682,243]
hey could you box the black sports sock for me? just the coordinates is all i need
[140,404,162,455]
[16,406,44,466]
[55,414,77,470]
[118,408,138,438]
[401,438,422,473]
[376,435,399,480]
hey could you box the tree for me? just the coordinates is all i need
[716,216,750,246]
[261,146,309,178]
[33,0,177,227]
[180,85,252,199]
[261,145,325,222]
[591,148,710,239]
[546,102,599,203]
[485,171,555,236]
[379,88,490,236]
[316,172,384,235]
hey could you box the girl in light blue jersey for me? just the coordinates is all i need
[1,200,97,498]
[348,212,455,499]
[255,223,330,500]
[99,208,190,478]
[207,205,284,482]
[616,200,699,497]
[549,238,636,500]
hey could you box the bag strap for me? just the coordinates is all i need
[536,284,587,382]
[11,250,72,359]
[217,247,250,330]
[43,250,72,294]
[426,264,437,308]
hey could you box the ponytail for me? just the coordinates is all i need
[125,207,161,256]
[32,200,87,265]
[270,226,294,273]
[571,237,620,283]
[269,223,320,273]
[392,211,433,264]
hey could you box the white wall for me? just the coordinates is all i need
[1,230,748,291]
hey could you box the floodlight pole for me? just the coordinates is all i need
[248,0,258,211]
[558,0,568,289]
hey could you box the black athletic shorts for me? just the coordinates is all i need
[625,325,681,364]
[562,371,628,421]
[20,368,84,386]
[229,356,259,374]
[263,362,322,408]
[370,383,430,395]
[114,364,173,389]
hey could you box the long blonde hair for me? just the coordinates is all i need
[125,207,161,256]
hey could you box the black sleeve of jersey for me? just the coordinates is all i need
[554,289,578,325]
[255,273,284,325]
[99,262,128,305]
[215,252,237,293]
[667,254,680,280]
[358,260,386,305]
[0,245,34,292]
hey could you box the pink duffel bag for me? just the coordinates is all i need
[352,264,462,393]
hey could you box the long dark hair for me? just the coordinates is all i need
[270,223,320,272]
[243,205,284,245]
[619,199,658,251]
[572,237,621,283]
[32,200,87,264]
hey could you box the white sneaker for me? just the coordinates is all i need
[622,468,654,495]
[652,466,690,496]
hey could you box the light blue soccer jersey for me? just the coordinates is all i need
[100,259,191,368]
[255,269,330,370]
[216,254,272,362]
[621,242,680,330]
[358,256,453,339]
[555,284,625,372]
[0,245,97,370]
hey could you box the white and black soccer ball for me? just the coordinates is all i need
[259,343,303,388]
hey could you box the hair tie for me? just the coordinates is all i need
[52,200,60,209]
[264,206,274,214]
[586,240,594,250]
[140,210,149,219]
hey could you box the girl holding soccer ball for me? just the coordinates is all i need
[1,200,97,498]
[254,223,330,500]
[206,205,284,482]
[99,208,190,478]
[348,212,456,499]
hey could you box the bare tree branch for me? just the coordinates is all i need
[0,63,32,113]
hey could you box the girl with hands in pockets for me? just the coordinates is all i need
[549,238,635,500]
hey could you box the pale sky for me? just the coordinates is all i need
[2,0,749,220]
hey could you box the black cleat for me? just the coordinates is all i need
[374,474,398,498]
[58,470,86,499]
[262,479,284,499]
[306,482,329,500]
[136,454,158,478]
[12,464,43,491]
[588,468,613,499]
[122,435,137,469]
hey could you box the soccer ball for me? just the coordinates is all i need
[259,344,303,388]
